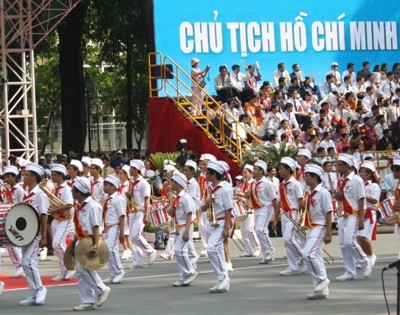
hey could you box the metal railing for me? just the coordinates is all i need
[147,52,262,164]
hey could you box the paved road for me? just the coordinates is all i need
[1,233,400,315]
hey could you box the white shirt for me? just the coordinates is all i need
[91,177,104,205]
[103,192,126,227]
[278,177,303,211]
[321,171,337,193]
[307,184,333,225]
[281,111,299,130]
[76,196,103,236]
[131,176,151,211]
[379,79,398,98]
[319,139,337,153]
[5,182,24,204]
[175,190,196,225]
[364,181,381,210]
[273,69,291,86]
[254,177,277,207]
[266,176,280,195]
[361,95,375,111]
[230,72,246,92]
[210,182,233,218]
[54,182,74,220]
[341,70,357,84]
[339,172,365,212]
[187,177,201,209]
[23,184,49,216]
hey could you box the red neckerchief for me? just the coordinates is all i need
[103,197,112,230]
[303,190,318,228]
[339,177,353,216]
[67,179,75,188]
[74,201,88,240]
[249,180,263,209]
[23,191,35,203]
[279,180,292,212]
[54,185,63,197]
[91,179,100,194]
[328,173,334,192]
[117,184,126,194]
[5,186,16,203]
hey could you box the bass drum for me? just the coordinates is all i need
[5,203,39,246]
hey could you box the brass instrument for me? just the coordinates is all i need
[299,192,309,230]
[231,231,245,252]
[207,193,219,228]
[166,186,179,235]
[39,181,65,212]
[280,209,335,264]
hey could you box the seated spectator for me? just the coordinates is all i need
[101,156,115,178]
[111,150,126,168]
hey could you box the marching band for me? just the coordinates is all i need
[0,150,399,308]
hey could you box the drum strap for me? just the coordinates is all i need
[102,197,112,230]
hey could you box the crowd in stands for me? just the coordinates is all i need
[195,60,400,155]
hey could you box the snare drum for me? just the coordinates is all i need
[0,203,39,246]
[149,202,169,228]
[232,201,248,222]
[379,197,394,220]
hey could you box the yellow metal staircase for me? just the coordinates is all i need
[148,52,262,165]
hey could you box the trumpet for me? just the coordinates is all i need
[280,209,334,264]
[166,186,179,235]
[299,192,308,230]
[39,181,65,212]
[206,193,219,228]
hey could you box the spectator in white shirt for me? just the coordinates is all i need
[320,73,335,100]
[341,62,357,84]
[273,62,291,87]
[361,86,376,112]
[340,75,354,95]
[374,114,388,140]
[230,64,246,99]
[379,71,398,98]
[353,76,367,99]
[319,132,337,153]
[280,103,299,130]
[326,61,341,83]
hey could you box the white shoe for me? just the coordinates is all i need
[370,254,377,267]
[73,303,95,311]
[10,267,24,278]
[226,262,234,272]
[148,250,157,265]
[39,247,48,261]
[65,270,76,280]
[97,286,111,307]
[264,249,276,262]
[356,262,363,269]
[19,296,36,306]
[35,287,47,305]
[199,250,208,257]
[217,277,230,293]
[307,292,328,300]
[129,263,143,270]
[102,277,113,284]
[336,273,356,281]
[299,261,307,274]
[159,253,172,261]
[112,271,125,284]
[279,267,300,276]
[315,278,330,292]
[120,249,132,260]
[52,274,64,282]
[172,280,184,287]
[0,281,4,296]
[209,283,219,293]
[363,257,372,278]
[182,271,198,286]
[190,255,199,270]
[253,249,261,257]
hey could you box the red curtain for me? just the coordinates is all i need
[148,97,240,177]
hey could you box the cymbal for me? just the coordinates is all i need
[76,237,109,270]
[64,241,76,271]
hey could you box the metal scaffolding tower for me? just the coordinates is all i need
[0,0,81,162]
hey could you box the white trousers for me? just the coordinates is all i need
[281,212,304,271]
[303,227,329,295]
[239,212,259,256]
[51,219,72,276]
[254,207,273,258]
[129,212,153,265]
[191,86,205,114]
[356,212,377,240]
[206,221,228,281]
[198,211,208,251]
[104,225,124,278]
[174,226,195,280]
[21,235,43,297]
[75,240,107,304]
[338,215,368,277]
[6,246,22,268]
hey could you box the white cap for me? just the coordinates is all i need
[122,164,130,175]
[332,62,338,66]
[179,139,187,144]
[199,153,217,161]
[243,164,254,172]
[393,158,400,167]
[16,157,29,167]
[51,164,67,176]
[39,156,45,160]
[3,166,19,176]
[74,176,91,194]
[172,171,187,189]
[219,161,230,172]
[105,175,120,188]
[164,164,176,173]
[116,150,123,154]
[207,161,224,174]
[321,158,332,165]
[298,148,312,160]
[25,163,45,177]
[304,164,324,178]
[338,154,354,167]
[163,159,176,166]
[254,160,267,173]
[69,159,83,172]
[90,158,104,169]
[185,160,197,172]
[235,175,243,180]
[81,156,91,166]
[280,157,296,172]
[130,159,144,171]
[360,160,376,173]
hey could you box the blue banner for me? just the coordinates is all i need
[154,0,399,89]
